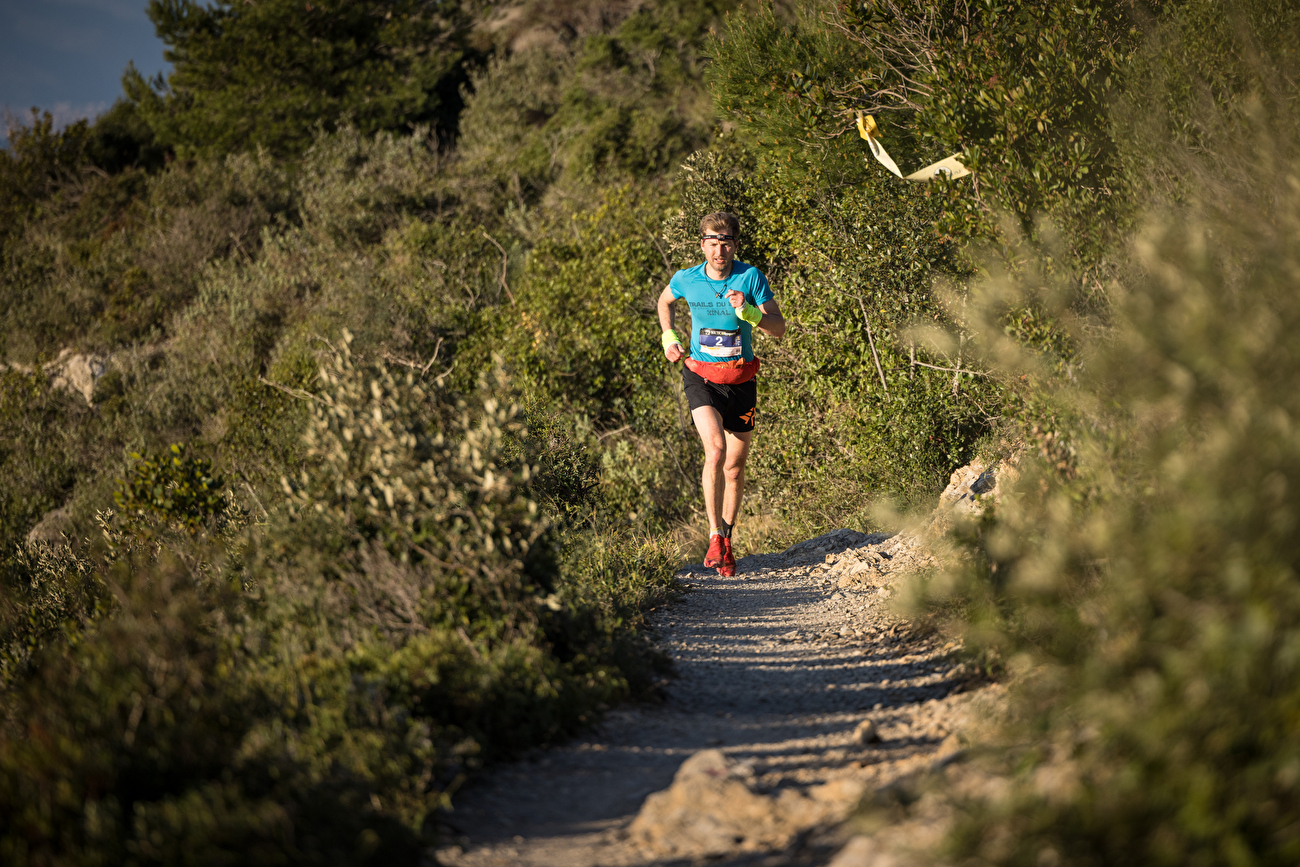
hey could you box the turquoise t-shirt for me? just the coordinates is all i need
[669,261,774,364]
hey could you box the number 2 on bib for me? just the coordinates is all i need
[699,327,742,359]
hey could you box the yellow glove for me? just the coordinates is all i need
[738,304,763,327]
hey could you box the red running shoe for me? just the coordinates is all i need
[718,537,737,577]
[704,533,724,568]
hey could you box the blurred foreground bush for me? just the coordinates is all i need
[916,74,1300,867]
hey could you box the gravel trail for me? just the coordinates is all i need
[435,528,993,867]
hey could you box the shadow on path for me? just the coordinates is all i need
[437,541,967,865]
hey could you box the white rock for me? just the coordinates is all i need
[4,348,114,405]
[47,352,106,404]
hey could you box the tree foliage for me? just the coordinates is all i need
[125,0,481,158]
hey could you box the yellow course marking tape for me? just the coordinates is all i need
[856,114,970,181]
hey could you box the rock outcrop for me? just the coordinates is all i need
[818,457,1019,592]
[925,458,1014,530]
[1,348,111,405]
[46,349,108,405]
[26,506,75,544]
[628,748,865,858]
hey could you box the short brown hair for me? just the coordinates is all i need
[700,211,740,237]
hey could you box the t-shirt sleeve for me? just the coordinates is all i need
[669,269,686,299]
[749,270,775,306]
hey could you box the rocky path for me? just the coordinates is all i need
[435,525,998,867]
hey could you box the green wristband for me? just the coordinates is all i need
[661,329,683,352]
[738,303,763,327]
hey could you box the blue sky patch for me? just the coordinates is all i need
[1,0,168,142]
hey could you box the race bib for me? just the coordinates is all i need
[699,327,742,359]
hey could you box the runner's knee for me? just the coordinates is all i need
[723,461,745,483]
[704,442,726,468]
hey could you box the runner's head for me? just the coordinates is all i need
[700,212,740,273]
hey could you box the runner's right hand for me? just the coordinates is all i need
[665,343,685,362]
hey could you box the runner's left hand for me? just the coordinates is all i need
[726,289,746,310]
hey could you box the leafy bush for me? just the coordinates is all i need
[707,0,1140,260]
[0,541,101,691]
[0,335,683,864]
[0,105,161,250]
[0,553,431,867]
[1,143,292,358]
[115,444,227,534]
[545,529,678,696]
[259,335,680,758]
[933,150,1300,867]
[455,0,731,205]
[278,333,551,631]
[506,187,676,430]
[0,367,92,548]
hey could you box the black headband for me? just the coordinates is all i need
[701,233,738,242]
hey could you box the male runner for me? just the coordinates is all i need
[657,212,786,577]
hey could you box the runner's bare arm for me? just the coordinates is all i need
[656,285,676,332]
[757,298,786,338]
[657,285,685,362]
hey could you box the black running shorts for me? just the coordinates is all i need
[682,367,758,433]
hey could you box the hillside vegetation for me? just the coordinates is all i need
[2,0,1299,863]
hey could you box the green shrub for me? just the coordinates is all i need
[1,144,291,358]
[0,367,92,548]
[487,182,707,535]
[0,333,686,864]
[708,0,1140,260]
[506,186,678,432]
[0,553,429,867]
[454,0,732,205]
[277,332,551,629]
[545,529,679,697]
[255,335,672,761]
[0,106,159,250]
[114,444,227,534]
[0,541,102,691]
[221,376,311,490]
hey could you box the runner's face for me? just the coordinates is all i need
[700,233,737,272]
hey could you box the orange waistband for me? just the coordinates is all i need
[685,357,760,385]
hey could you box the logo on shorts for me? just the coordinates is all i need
[739,408,755,425]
